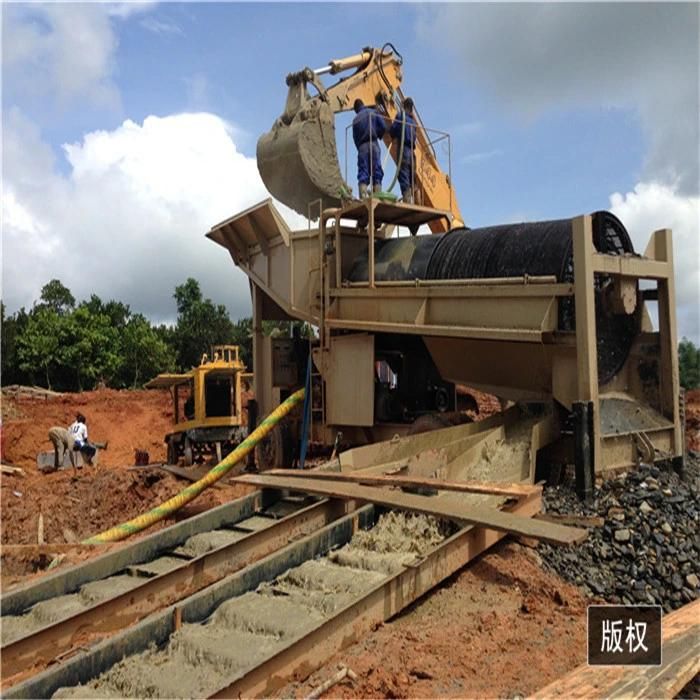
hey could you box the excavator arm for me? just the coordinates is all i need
[257,46,464,232]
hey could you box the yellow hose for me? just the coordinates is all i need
[83,388,305,544]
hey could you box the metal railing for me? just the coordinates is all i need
[343,110,453,212]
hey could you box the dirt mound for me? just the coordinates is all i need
[456,385,502,419]
[1,388,173,470]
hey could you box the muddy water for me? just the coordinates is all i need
[1,575,143,645]
[53,512,449,699]
[460,419,534,485]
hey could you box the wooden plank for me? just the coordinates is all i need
[531,599,700,699]
[234,474,585,545]
[156,463,244,485]
[1,465,26,477]
[534,513,604,528]
[338,416,505,472]
[268,469,540,499]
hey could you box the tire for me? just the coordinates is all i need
[407,413,453,436]
[166,437,179,466]
[255,423,295,471]
[408,412,473,436]
[183,437,194,467]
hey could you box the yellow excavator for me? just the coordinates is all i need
[257,44,464,233]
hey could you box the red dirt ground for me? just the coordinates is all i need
[686,389,700,452]
[0,388,254,587]
[1,388,174,470]
[283,541,589,699]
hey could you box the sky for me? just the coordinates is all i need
[2,2,699,341]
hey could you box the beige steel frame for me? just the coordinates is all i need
[207,198,682,475]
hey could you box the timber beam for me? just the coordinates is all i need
[234,474,585,545]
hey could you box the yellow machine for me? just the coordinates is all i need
[257,45,464,231]
[145,346,250,466]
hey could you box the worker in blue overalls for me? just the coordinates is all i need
[390,97,418,204]
[352,99,386,198]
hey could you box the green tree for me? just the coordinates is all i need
[83,294,131,328]
[38,279,75,314]
[119,314,176,387]
[173,278,235,369]
[1,304,30,386]
[679,338,700,390]
[231,317,253,368]
[17,306,64,389]
[59,305,122,390]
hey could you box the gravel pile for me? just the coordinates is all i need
[538,454,700,612]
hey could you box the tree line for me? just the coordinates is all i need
[1,278,699,392]
[0,278,272,391]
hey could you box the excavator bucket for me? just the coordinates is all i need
[257,100,351,219]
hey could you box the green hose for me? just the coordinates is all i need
[83,389,305,544]
[383,108,407,195]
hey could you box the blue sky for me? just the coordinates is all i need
[2,2,698,339]
[11,3,646,223]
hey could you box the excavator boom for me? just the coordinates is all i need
[257,46,464,231]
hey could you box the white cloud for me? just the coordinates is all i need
[2,112,305,322]
[419,3,699,194]
[610,183,699,343]
[139,16,184,36]
[107,2,158,19]
[460,149,503,165]
[2,3,120,108]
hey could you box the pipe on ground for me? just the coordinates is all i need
[83,389,305,544]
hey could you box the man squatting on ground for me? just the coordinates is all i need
[352,98,386,197]
[48,413,96,473]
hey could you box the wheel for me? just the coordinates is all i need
[407,413,453,436]
[183,437,194,467]
[166,437,178,466]
[255,423,294,471]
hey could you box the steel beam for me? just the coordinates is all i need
[325,318,545,342]
[592,253,670,279]
[3,506,376,699]
[0,491,264,616]
[211,491,542,698]
[1,499,351,683]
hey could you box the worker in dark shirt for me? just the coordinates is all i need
[352,99,386,198]
[390,97,418,203]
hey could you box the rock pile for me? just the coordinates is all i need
[538,455,699,612]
